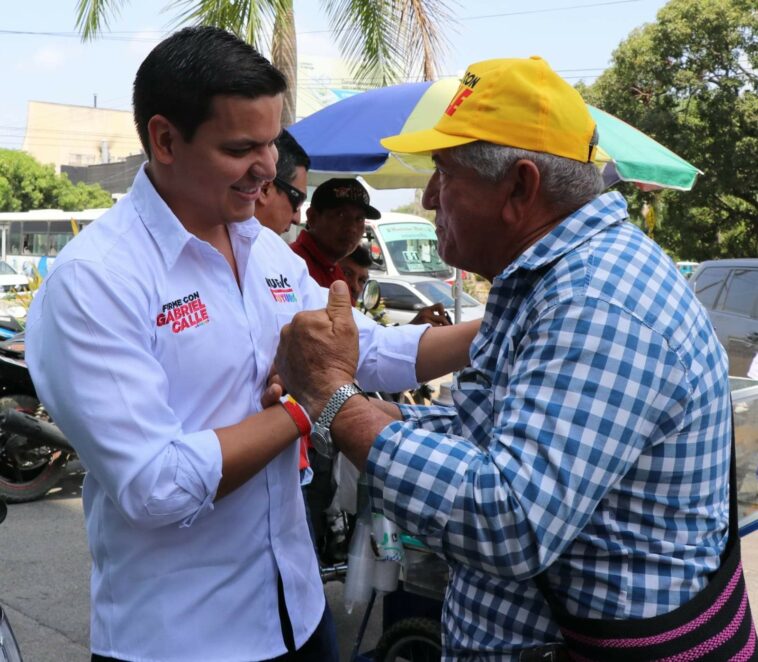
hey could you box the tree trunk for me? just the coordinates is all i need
[271,2,297,127]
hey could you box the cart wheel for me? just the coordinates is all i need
[374,617,441,662]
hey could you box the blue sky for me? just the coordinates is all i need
[0,0,670,206]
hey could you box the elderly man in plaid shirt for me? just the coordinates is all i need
[274,57,732,661]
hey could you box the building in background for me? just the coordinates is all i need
[19,56,361,199]
[62,152,145,198]
[21,101,143,171]
[295,54,360,121]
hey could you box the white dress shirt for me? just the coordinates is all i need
[25,166,426,662]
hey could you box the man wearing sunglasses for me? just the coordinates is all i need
[256,129,310,235]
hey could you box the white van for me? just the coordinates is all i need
[0,261,29,294]
[283,209,453,282]
[363,212,452,281]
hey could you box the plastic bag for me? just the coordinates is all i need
[343,513,375,613]
[372,514,403,593]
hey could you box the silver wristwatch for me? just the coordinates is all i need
[310,383,366,458]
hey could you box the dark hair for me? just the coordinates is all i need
[276,130,311,183]
[133,26,287,157]
[345,244,372,268]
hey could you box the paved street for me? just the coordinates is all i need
[0,468,384,662]
[4,465,758,662]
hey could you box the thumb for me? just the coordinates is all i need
[327,280,354,324]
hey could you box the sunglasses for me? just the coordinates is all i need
[273,177,307,213]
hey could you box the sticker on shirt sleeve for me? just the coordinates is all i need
[265,274,298,303]
[156,291,210,333]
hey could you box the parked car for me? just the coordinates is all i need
[363,212,453,282]
[373,274,486,325]
[282,207,458,284]
[0,300,25,340]
[676,261,699,279]
[0,261,29,295]
[690,259,758,379]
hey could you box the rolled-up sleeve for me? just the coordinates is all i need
[26,260,222,529]
[397,403,457,432]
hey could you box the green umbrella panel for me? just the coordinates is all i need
[589,106,701,192]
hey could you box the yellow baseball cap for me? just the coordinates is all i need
[381,56,598,163]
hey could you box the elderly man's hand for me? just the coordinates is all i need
[410,303,452,327]
[274,280,359,419]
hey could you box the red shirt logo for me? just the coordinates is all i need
[156,291,210,333]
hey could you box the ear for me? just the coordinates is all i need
[305,206,316,230]
[147,115,179,165]
[258,182,274,207]
[501,159,541,225]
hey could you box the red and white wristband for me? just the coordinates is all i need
[279,394,312,437]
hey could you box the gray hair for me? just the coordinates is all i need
[447,141,603,212]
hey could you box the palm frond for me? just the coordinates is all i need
[322,0,457,87]
[167,0,286,51]
[75,0,132,41]
[397,0,456,81]
[321,0,405,88]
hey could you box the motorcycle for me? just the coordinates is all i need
[0,333,75,503]
[0,498,24,661]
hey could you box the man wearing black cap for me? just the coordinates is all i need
[290,178,380,300]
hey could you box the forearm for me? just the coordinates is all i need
[415,319,480,382]
[370,398,404,420]
[215,406,300,499]
[330,397,397,471]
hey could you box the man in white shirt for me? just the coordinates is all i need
[25,27,476,662]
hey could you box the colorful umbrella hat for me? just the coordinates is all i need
[290,79,701,191]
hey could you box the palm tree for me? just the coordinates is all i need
[75,0,455,126]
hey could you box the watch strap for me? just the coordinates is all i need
[315,383,365,431]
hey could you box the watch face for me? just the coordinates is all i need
[311,424,335,458]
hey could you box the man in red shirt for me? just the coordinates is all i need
[290,178,379,301]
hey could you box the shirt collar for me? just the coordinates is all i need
[130,164,262,270]
[496,191,628,282]
[294,229,336,270]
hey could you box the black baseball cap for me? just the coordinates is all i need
[310,178,381,220]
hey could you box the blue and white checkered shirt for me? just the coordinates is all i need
[366,192,732,660]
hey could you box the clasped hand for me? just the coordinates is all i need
[273,280,359,419]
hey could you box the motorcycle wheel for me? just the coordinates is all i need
[0,395,68,503]
[374,617,442,662]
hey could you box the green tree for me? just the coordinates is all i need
[75,0,456,126]
[0,149,113,212]
[582,0,757,259]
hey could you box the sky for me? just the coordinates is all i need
[0,0,672,208]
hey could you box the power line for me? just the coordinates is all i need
[0,29,161,42]
[0,0,644,41]
[299,0,643,33]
